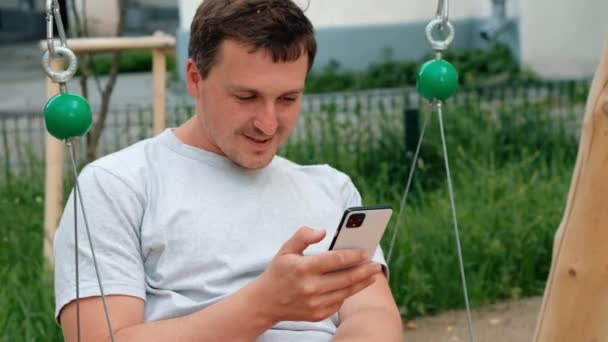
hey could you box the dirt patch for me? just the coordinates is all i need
[403,297,542,342]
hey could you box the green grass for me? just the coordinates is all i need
[305,43,532,94]
[0,91,581,339]
[0,177,63,341]
[75,50,177,76]
[281,97,579,317]
[382,154,570,316]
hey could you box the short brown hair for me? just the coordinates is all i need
[188,0,317,79]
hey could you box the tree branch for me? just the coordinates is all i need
[86,0,128,162]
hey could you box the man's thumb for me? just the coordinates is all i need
[279,227,326,255]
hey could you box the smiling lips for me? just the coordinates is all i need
[245,135,273,147]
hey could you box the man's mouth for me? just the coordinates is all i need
[245,135,273,146]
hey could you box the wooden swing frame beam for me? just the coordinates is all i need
[534,37,608,341]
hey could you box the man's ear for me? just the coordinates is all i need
[185,58,202,97]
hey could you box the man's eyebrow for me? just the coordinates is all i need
[228,85,304,95]
[228,85,258,93]
[282,88,305,95]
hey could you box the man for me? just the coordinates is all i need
[54,1,403,340]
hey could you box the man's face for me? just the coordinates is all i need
[185,39,308,169]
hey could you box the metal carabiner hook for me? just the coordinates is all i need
[436,0,449,30]
[46,0,68,58]
[427,0,454,53]
[46,0,56,57]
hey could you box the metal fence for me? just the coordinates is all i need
[0,79,590,181]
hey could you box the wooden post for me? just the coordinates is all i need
[43,60,65,266]
[152,47,167,135]
[534,37,608,341]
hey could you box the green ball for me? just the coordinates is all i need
[44,93,92,140]
[416,59,459,101]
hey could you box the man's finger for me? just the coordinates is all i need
[315,274,378,309]
[306,249,368,273]
[316,262,382,294]
[278,227,326,256]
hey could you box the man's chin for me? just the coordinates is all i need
[233,152,275,170]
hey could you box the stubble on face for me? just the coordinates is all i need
[180,40,309,169]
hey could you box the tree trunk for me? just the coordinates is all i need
[83,0,128,162]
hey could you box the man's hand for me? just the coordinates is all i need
[250,226,383,323]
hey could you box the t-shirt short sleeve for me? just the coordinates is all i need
[53,164,146,321]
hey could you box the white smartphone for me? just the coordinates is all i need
[328,206,393,262]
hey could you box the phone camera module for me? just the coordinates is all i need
[346,213,366,228]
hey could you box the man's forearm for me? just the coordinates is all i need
[111,282,275,341]
[334,307,403,342]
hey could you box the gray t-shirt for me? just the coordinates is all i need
[54,129,387,341]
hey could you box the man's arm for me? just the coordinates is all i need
[60,284,276,342]
[334,272,403,342]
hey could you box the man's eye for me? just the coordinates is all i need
[281,97,297,102]
[236,94,256,101]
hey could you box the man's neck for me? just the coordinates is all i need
[174,115,223,156]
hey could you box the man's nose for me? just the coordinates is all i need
[253,102,279,136]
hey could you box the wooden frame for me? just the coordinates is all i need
[40,32,176,265]
[534,37,608,340]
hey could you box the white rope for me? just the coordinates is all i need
[386,111,431,264]
[67,141,115,342]
[437,102,475,342]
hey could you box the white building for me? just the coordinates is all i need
[176,0,607,80]
[520,0,608,79]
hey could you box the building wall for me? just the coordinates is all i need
[302,0,488,28]
[520,0,608,79]
[132,0,177,8]
[0,0,178,43]
[0,1,18,10]
[178,0,498,31]
[0,0,44,11]
[176,0,519,80]
[0,0,45,42]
